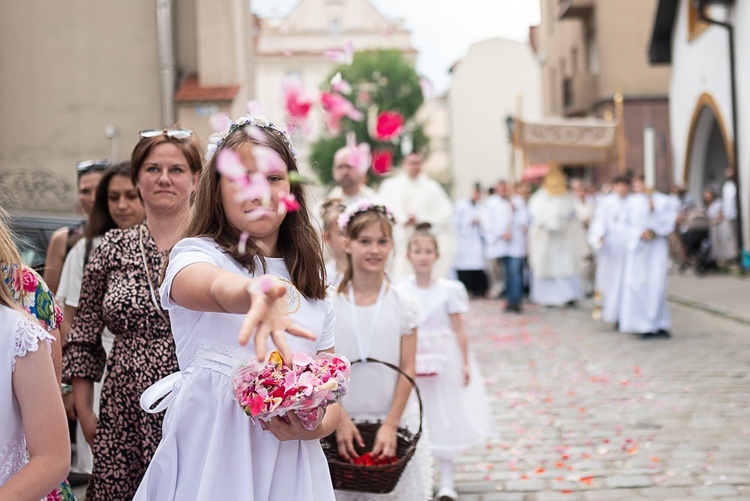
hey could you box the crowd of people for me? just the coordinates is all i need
[0,108,741,500]
[0,118,494,501]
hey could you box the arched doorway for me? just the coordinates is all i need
[685,94,732,203]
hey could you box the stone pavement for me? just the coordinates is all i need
[71,274,749,500]
[450,293,750,501]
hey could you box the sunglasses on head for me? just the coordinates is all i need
[139,129,194,140]
[76,159,111,174]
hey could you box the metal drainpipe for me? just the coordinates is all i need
[156,0,176,128]
[698,0,745,263]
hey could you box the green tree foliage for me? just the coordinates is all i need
[309,50,428,186]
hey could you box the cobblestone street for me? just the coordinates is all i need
[453,296,750,501]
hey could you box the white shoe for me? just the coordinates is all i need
[436,486,458,501]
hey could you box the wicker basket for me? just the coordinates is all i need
[320,357,423,494]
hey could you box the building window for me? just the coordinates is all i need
[571,47,578,76]
[330,18,341,37]
[688,1,709,40]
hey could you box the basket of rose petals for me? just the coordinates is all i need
[320,358,423,494]
[233,350,351,430]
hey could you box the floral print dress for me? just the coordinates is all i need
[1,265,76,501]
[62,224,179,501]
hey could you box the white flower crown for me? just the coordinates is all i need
[337,200,397,233]
[205,115,299,161]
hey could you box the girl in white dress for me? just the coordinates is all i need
[134,116,339,500]
[0,213,70,499]
[399,225,493,501]
[320,198,347,288]
[333,202,433,500]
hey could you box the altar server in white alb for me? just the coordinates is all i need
[452,183,488,297]
[527,167,587,306]
[618,175,677,338]
[377,152,454,280]
[587,176,631,325]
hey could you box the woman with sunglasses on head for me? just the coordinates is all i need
[63,129,201,500]
[57,161,146,480]
[43,159,110,295]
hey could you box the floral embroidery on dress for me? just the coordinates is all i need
[1,265,62,332]
[0,433,27,487]
[12,316,54,372]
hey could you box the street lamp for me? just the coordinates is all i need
[505,115,516,181]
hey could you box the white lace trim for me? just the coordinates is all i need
[396,290,425,336]
[12,316,54,372]
[0,434,27,486]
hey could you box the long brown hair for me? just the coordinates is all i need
[84,162,143,263]
[0,208,25,311]
[336,210,394,294]
[185,126,327,300]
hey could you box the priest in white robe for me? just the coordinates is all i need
[452,184,488,297]
[587,176,631,324]
[618,176,677,337]
[527,167,587,306]
[378,152,454,280]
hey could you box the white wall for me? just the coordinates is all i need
[449,38,542,200]
[669,0,750,248]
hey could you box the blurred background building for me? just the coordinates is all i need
[448,38,542,199]
[649,0,746,255]
[532,0,673,190]
[0,0,254,213]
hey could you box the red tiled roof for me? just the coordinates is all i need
[174,74,239,102]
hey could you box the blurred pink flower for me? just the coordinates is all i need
[373,111,404,141]
[279,193,300,213]
[320,92,363,135]
[345,132,371,175]
[330,72,352,95]
[282,76,315,129]
[372,149,393,175]
[323,39,354,65]
[209,112,232,133]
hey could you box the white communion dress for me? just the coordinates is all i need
[332,283,433,501]
[398,278,493,459]
[133,238,336,501]
[0,305,54,489]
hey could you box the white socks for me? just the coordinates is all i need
[440,459,454,490]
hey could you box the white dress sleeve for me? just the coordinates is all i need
[317,295,336,351]
[445,279,470,315]
[57,238,85,307]
[13,314,54,372]
[396,288,424,336]
[160,238,223,310]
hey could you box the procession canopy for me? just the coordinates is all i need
[516,117,618,166]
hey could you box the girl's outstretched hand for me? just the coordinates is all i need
[371,422,397,459]
[238,275,315,364]
[336,416,365,461]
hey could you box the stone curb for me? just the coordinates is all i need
[668,292,750,325]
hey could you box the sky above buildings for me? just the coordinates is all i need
[251,0,540,94]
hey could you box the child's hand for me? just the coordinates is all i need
[371,422,397,459]
[239,275,315,365]
[264,411,321,441]
[462,365,471,386]
[335,417,364,461]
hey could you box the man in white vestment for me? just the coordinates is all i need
[452,183,489,297]
[527,167,587,306]
[378,152,454,280]
[618,176,677,338]
[588,176,631,324]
